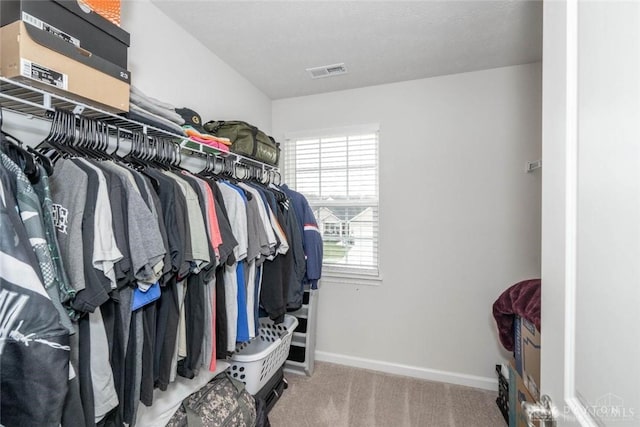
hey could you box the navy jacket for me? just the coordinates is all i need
[281,185,323,289]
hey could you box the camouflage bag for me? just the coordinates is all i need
[203,120,280,166]
[167,372,257,427]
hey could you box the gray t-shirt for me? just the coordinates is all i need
[99,165,132,286]
[162,172,210,270]
[239,183,272,261]
[100,162,165,284]
[49,158,88,293]
[89,308,119,422]
[77,159,123,289]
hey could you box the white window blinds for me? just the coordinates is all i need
[284,127,379,277]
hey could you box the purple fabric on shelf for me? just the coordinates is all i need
[492,278,541,352]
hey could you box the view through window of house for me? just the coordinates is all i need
[284,128,379,277]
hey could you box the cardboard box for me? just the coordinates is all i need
[2,19,130,84]
[0,21,129,113]
[514,315,541,400]
[509,363,540,427]
[1,0,129,68]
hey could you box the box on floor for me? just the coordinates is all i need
[509,363,540,427]
[514,315,540,400]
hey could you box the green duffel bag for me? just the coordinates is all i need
[203,120,280,166]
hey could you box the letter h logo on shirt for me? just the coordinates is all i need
[51,204,69,234]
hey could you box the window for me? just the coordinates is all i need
[284,126,379,280]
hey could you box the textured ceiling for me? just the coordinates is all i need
[152,1,542,100]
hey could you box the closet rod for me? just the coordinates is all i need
[0,77,279,170]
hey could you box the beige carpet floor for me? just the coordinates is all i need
[268,362,505,427]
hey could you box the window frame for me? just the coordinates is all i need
[284,124,382,285]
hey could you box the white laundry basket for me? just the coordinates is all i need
[229,315,298,395]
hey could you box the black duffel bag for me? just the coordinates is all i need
[204,120,280,166]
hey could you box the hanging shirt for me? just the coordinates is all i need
[162,171,210,272]
[238,183,272,261]
[217,182,249,262]
[100,162,165,284]
[175,173,220,372]
[142,170,189,392]
[77,159,123,290]
[181,171,223,260]
[281,184,323,289]
[217,181,248,349]
[89,308,119,422]
[141,174,173,281]
[2,153,74,332]
[263,189,289,257]
[244,256,257,339]
[131,169,166,287]
[201,275,216,372]
[209,179,238,266]
[67,161,111,314]
[234,260,249,343]
[242,183,278,261]
[260,194,294,323]
[32,164,76,309]
[282,198,307,311]
[65,160,119,423]
[151,171,192,278]
[99,165,133,288]
[208,180,237,360]
[0,164,71,427]
[143,169,189,279]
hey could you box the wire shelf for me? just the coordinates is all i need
[0,77,278,170]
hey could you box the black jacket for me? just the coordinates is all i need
[1,166,70,426]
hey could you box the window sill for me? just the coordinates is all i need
[321,271,383,287]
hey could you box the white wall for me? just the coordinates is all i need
[272,63,542,389]
[121,0,271,132]
[2,0,272,144]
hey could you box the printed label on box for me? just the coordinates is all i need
[21,12,81,47]
[20,59,68,90]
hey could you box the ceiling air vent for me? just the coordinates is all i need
[306,63,348,79]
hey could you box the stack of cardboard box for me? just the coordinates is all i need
[0,0,130,112]
[509,315,541,427]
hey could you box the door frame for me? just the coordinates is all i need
[541,1,609,425]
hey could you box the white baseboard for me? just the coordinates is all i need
[315,351,497,391]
